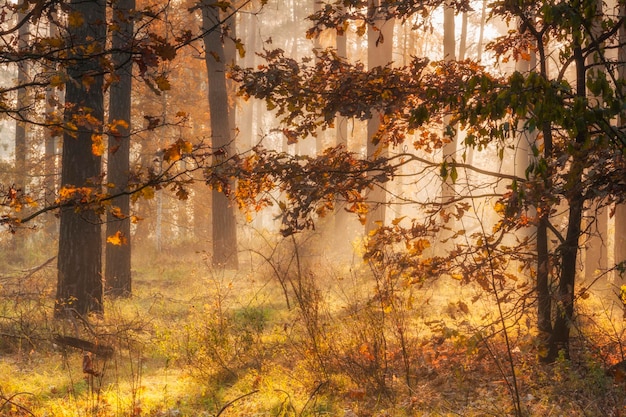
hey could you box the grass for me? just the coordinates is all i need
[2,244,626,416]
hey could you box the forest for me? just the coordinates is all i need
[2,0,626,415]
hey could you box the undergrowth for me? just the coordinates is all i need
[1,242,626,416]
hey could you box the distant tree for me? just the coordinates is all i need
[365,0,394,233]
[15,2,29,201]
[12,2,30,263]
[55,0,107,316]
[44,16,61,235]
[201,1,239,269]
[441,0,457,219]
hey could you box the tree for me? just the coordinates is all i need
[230,0,626,364]
[55,0,107,316]
[365,0,394,233]
[201,1,239,269]
[12,2,30,264]
[105,0,135,297]
[441,0,457,234]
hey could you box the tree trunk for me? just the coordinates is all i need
[105,0,135,297]
[56,0,106,317]
[44,15,60,236]
[583,0,608,288]
[535,31,555,358]
[202,1,239,269]
[333,12,353,257]
[545,45,587,362]
[476,0,487,61]
[12,4,30,264]
[365,0,394,233]
[458,11,467,61]
[440,0,457,234]
[15,5,28,199]
[615,0,626,312]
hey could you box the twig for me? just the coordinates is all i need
[299,380,327,416]
[0,391,37,417]
[215,390,259,417]
[22,256,56,280]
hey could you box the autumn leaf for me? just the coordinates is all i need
[235,40,246,58]
[144,115,161,130]
[91,134,105,156]
[110,206,125,219]
[154,43,177,60]
[164,144,181,162]
[106,231,128,246]
[110,119,129,133]
[164,139,193,162]
[390,216,405,226]
[68,11,84,27]
[213,1,231,11]
[49,72,66,88]
[141,187,155,200]
[82,74,96,90]
[154,75,171,91]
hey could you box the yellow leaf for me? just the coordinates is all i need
[494,201,506,214]
[110,206,125,219]
[235,41,245,58]
[111,119,129,130]
[91,134,105,156]
[141,187,155,200]
[154,75,171,91]
[68,11,84,27]
[356,21,366,37]
[163,145,181,162]
[106,231,127,246]
[49,73,65,88]
[180,140,193,154]
[412,239,430,254]
[391,216,406,226]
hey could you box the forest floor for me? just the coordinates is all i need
[1,246,626,416]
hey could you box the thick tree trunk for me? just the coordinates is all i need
[202,1,239,269]
[105,0,135,297]
[56,0,106,317]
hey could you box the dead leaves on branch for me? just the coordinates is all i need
[203,144,394,236]
[231,49,501,149]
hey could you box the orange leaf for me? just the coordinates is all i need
[106,231,127,246]
[91,134,105,156]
